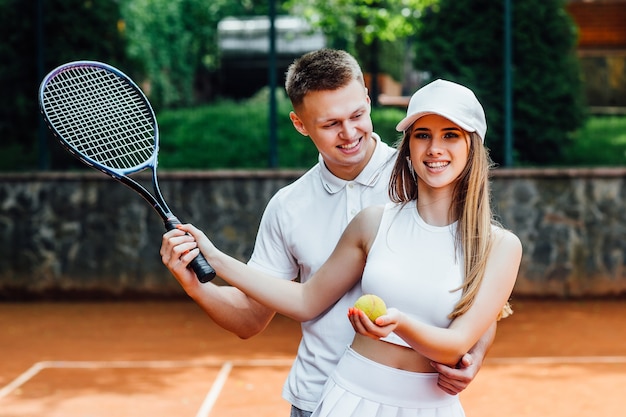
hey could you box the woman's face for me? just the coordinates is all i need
[408,114,471,191]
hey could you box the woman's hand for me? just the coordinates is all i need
[175,223,219,258]
[160,223,218,290]
[348,307,399,339]
[160,226,200,288]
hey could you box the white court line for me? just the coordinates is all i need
[3,356,626,414]
[0,358,294,404]
[195,361,232,417]
[486,356,626,365]
[0,362,46,400]
[16,358,294,369]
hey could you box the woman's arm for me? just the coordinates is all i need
[176,206,384,322]
[351,229,522,366]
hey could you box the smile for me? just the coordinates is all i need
[338,138,361,150]
[425,161,449,169]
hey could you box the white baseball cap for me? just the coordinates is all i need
[395,79,487,142]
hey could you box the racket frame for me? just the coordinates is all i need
[38,61,215,282]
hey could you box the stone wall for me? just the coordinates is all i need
[1,168,625,300]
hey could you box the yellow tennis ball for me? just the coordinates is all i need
[354,294,387,322]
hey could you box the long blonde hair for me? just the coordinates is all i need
[389,130,510,320]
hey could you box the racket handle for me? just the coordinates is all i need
[165,217,216,283]
[189,253,217,283]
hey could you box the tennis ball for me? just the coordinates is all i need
[354,294,387,322]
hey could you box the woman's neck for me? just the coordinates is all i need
[415,186,455,227]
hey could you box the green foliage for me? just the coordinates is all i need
[42,0,129,67]
[0,143,38,171]
[286,0,437,46]
[158,89,305,169]
[0,0,611,171]
[120,0,289,110]
[561,115,626,166]
[412,0,586,166]
[512,0,586,165]
[155,100,625,169]
[0,102,622,172]
[0,0,129,170]
[122,0,210,109]
[372,107,406,145]
[285,0,437,86]
[156,89,405,170]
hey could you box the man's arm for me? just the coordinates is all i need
[189,283,276,339]
[430,321,497,395]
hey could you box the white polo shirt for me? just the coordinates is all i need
[247,134,397,412]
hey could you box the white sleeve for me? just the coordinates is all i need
[247,194,298,281]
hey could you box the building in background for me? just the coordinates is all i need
[217,16,325,98]
[566,0,626,111]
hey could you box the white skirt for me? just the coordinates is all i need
[311,346,465,417]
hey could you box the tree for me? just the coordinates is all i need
[285,0,437,102]
[0,0,130,170]
[412,0,586,165]
[286,0,436,47]
[120,0,281,109]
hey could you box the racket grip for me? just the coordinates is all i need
[165,217,216,283]
[189,254,217,283]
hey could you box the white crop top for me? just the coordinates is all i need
[361,202,464,347]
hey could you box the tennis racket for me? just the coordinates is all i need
[38,61,216,283]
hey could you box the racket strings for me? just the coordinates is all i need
[42,65,156,171]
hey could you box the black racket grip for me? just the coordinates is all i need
[165,217,216,283]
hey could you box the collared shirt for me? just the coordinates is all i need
[248,133,397,412]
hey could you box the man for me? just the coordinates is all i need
[161,48,495,417]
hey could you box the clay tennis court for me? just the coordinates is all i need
[1,298,625,417]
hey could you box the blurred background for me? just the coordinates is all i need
[1,0,625,172]
[1,0,626,299]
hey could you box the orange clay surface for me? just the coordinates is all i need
[1,298,625,417]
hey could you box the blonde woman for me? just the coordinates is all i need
[170,79,522,417]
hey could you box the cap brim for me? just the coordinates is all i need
[395,111,476,134]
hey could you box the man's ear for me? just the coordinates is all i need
[289,111,309,136]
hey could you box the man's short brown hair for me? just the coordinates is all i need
[285,49,364,108]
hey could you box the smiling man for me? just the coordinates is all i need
[160,49,495,417]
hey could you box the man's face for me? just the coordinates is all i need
[289,80,375,180]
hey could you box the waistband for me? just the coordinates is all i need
[330,346,459,409]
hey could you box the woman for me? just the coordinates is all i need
[170,79,522,417]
